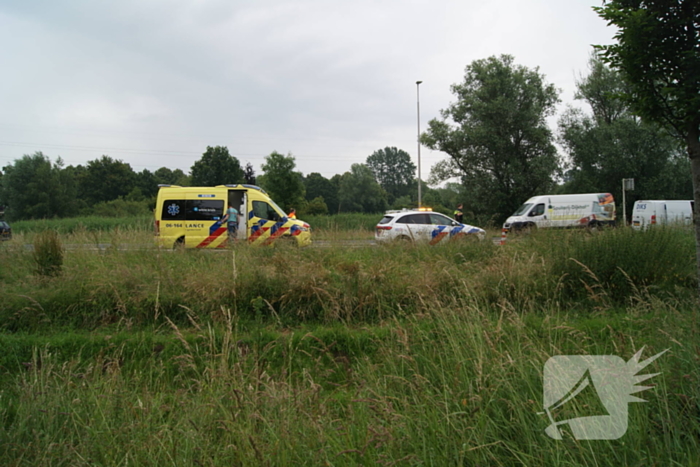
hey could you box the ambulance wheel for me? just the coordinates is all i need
[173,237,185,250]
[276,236,298,248]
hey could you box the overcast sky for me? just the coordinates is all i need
[0,0,615,181]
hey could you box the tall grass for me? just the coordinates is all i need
[0,224,698,465]
[1,226,697,331]
[0,296,696,465]
[9,215,153,235]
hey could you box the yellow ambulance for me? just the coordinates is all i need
[154,184,311,248]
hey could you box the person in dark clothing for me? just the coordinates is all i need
[454,204,464,223]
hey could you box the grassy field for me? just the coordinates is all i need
[0,219,698,466]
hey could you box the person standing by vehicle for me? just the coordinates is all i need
[223,204,239,240]
[288,208,297,219]
[454,204,464,223]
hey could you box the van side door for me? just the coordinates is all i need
[529,203,546,227]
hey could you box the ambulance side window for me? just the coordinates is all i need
[186,200,224,221]
[252,200,281,221]
[162,200,186,220]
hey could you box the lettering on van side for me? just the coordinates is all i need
[164,223,184,228]
[552,204,590,211]
[186,223,205,228]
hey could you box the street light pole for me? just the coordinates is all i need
[416,80,422,208]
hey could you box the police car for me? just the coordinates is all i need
[0,220,11,241]
[375,208,485,245]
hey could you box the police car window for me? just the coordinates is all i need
[187,200,224,221]
[252,200,281,221]
[378,216,394,224]
[430,213,451,225]
[162,200,186,220]
[397,214,429,224]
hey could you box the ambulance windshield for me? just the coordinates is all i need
[268,199,287,219]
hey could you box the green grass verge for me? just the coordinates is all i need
[0,224,698,465]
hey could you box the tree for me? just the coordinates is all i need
[337,164,387,213]
[190,146,244,186]
[243,163,257,185]
[155,167,189,186]
[78,156,136,206]
[258,151,305,211]
[134,169,158,200]
[558,57,692,218]
[304,172,339,214]
[0,152,77,220]
[594,0,700,293]
[305,196,329,215]
[365,147,416,205]
[421,55,561,223]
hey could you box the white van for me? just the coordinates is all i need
[503,193,616,234]
[631,200,694,230]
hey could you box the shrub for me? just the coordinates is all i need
[303,196,329,216]
[33,229,63,277]
[88,198,152,217]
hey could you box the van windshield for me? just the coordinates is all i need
[513,203,533,216]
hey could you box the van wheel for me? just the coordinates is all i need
[521,223,537,235]
[396,235,413,244]
[174,237,185,250]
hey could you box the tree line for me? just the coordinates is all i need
[0,54,693,226]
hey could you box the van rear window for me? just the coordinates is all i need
[161,199,224,221]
